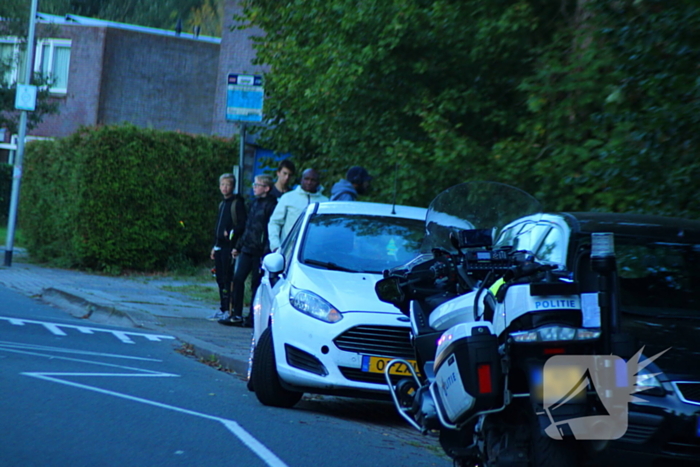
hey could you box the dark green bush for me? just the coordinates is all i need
[0,163,11,224]
[19,124,238,272]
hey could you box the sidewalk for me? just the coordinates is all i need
[0,249,253,375]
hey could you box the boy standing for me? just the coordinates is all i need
[208,173,246,321]
[219,174,278,326]
[270,159,296,199]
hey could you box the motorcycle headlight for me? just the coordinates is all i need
[635,367,664,397]
[289,287,342,323]
[510,326,601,343]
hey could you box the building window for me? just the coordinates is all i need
[0,38,20,86]
[0,38,71,94]
[36,39,71,94]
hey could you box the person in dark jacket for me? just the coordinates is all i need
[270,159,297,199]
[219,174,277,327]
[330,166,373,201]
[208,173,246,321]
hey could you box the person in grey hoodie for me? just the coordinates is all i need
[268,168,329,251]
[330,166,373,201]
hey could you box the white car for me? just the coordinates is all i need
[248,201,427,407]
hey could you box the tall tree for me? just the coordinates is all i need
[187,0,223,37]
[41,0,211,32]
[241,0,700,216]
[238,0,561,206]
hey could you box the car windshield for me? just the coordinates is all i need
[617,239,700,318]
[300,214,425,274]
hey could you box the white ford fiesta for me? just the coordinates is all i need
[247,201,427,408]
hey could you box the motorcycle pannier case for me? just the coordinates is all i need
[432,322,503,425]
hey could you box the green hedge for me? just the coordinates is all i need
[19,124,238,272]
[0,163,10,224]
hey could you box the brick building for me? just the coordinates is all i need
[1,3,279,182]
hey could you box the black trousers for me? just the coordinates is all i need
[232,251,263,320]
[214,247,234,313]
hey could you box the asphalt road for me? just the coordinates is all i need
[0,285,447,467]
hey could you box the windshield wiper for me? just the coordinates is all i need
[303,258,358,272]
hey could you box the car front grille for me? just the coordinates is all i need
[673,382,700,405]
[619,423,657,444]
[663,436,700,457]
[285,344,328,376]
[333,325,414,359]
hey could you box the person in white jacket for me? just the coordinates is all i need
[267,168,329,251]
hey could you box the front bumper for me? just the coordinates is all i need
[270,302,414,397]
[595,380,700,465]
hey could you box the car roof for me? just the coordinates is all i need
[313,201,427,220]
[562,212,700,243]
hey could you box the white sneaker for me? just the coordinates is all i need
[207,311,226,321]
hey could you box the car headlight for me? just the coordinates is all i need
[635,367,665,397]
[289,286,342,323]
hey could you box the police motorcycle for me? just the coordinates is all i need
[375,182,617,467]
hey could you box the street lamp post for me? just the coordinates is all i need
[4,0,39,267]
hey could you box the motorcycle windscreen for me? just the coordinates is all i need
[421,181,543,253]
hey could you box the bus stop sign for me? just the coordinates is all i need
[226,74,264,122]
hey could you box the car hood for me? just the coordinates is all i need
[291,264,403,315]
[621,311,700,380]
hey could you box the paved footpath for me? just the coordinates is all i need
[0,250,253,375]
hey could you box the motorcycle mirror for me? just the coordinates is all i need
[375,277,405,306]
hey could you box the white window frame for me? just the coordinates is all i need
[0,37,71,94]
[0,36,21,86]
[34,38,71,95]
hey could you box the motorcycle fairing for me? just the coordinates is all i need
[433,321,504,425]
[493,284,582,336]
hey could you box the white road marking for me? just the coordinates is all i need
[0,341,161,361]
[2,344,288,467]
[0,316,174,344]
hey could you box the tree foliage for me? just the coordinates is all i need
[239,0,700,218]
[41,0,221,35]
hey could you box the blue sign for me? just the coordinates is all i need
[226,74,264,122]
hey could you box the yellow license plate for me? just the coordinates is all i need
[361,356,420,376]
[540,364,586,403]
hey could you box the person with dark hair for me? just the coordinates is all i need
[330,166,373,201]
[270,159,296,199]
[219,174,277,327]
[208,173,246,321]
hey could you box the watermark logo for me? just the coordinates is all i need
[539,347,669,440]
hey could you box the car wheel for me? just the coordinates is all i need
[251,327,303,408]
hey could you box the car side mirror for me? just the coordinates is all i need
[262,252,285,274]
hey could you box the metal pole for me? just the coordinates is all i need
[238,123,246,194]
[4,0,39,267]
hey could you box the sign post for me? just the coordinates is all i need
[4,0,38,267]
[226,73,264,194]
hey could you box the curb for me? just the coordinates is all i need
[42,287,140,328]
[41,286,251,378]
[167,329,251,377]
